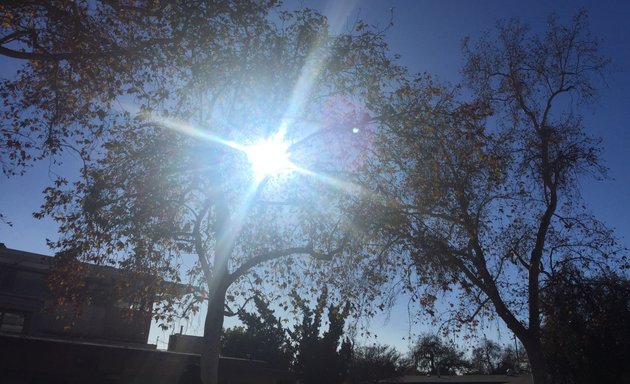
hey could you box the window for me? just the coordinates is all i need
[0,267,17,290]
[0,310,27,333]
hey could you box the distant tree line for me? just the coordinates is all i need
[219,292,525,384]
[221,271,629,384]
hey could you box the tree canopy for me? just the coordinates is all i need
[290,290,352,384]
[542,269,630,384]
[221,296,293,369]
[469,338,528,375]
[1,0,266,174]
[346,344,407,384]
[411,333,469,375]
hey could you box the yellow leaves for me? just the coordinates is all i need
[1,10,14,28]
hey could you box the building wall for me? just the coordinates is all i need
[0,334,294,384]
[0,247,152,345]
[168,333,204,354]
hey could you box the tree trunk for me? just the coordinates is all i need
[491,299,549,384]
[521,336,549,384]
[199,190,231,384]
[200,294,226,384]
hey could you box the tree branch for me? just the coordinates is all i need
[226,241,346,286]
[194,198,213,287]
[0,36,174,62]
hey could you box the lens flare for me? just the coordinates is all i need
[245,132,293,179]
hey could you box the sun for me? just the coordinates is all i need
[245,132,293,179]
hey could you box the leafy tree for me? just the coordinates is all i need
[1,0,252,175]
[469,339,502,374]
[221,296,292,369]
[411,333,469,375]
[339,337,354,378]
[355,11,624,384]
[541,269,630,384]
[290,291,351,384]
[498,344,530,375]
[346,344,406,384]
[470,338,528,375]
[5,2,399,384]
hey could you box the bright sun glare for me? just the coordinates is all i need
[245,132,293,178]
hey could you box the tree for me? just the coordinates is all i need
[470,338,528,374]
[541,269,630,384]
[346,344,406,384]
[15,2,398,384]
[355,11,625,384]
[290,291,352,384]
[411,333,469,375]
[469,339,502,374]
[221,296,292,369]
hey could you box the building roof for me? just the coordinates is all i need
[0,244,124,279]
[0,245,190,293]
[0,245,52,272]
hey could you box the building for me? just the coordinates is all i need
[0,245,153,344]
[0,244,295,384]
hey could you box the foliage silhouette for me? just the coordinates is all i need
[290,290,351,384]
[411,333,469,375]
[346,344,407,384]
[469,338,529,374]
[221,295,292,369]
[542,269,630,384]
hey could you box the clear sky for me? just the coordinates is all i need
[1,0,629,353]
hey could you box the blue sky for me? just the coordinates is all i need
[1,0,629,352]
